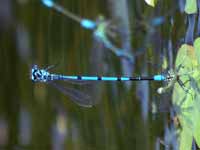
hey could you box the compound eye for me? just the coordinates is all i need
[31,73,37,82]
[36,72,42,78]
[33,75,37,80]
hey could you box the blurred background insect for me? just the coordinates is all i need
[41,0,134,64]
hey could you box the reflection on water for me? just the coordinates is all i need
[0,0,192,149]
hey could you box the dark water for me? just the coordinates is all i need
[0,0,189,149]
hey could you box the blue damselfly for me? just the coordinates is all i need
[41,0,134,63]
[31,64,167,107]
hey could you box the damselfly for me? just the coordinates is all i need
[31,64,166,107]
[41,0,134,63]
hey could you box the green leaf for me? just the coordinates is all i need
[144,0,157,7]
[172,44,200,150]
[179,127,193,150]
[193,99,200,147]
[194,37,200,65]
[184,0,197,14]
[192,78,200,147]
[162,56,168,70]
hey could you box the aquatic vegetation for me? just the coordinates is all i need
[185,14,196,45]
[144,0,157,7]
[172,44,200,149]
[194,37,200,65]
[185,0,197,14]
[7,0,200,150]
[156,43,200,149]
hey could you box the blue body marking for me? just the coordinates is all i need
[81,76,98,80]
[101,77,118,81]
[153,75,165,81]
[41,0,54,8]
[151,17,165,26]
[63,76,78,80]
[120,77,130,81]
[81,19,96,29]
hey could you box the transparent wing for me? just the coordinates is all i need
[62,79,95,85]
[93,18,134,64]
[48,82,95,107]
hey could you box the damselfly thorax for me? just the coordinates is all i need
[157,68,182,94]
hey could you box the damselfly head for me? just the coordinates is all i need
[31,65,50,82]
